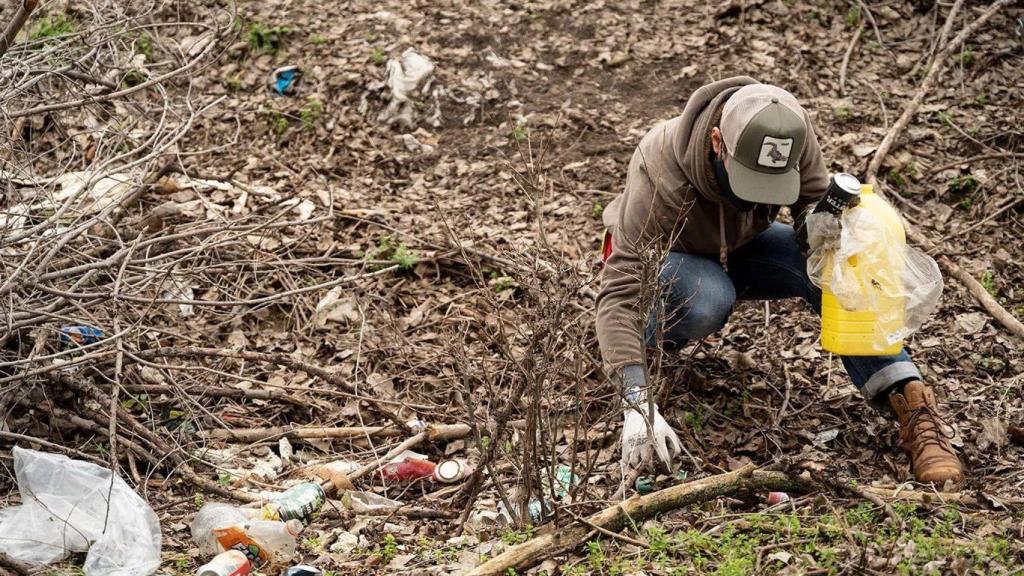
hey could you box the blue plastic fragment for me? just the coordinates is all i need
[271,66,300,95]
[59,325,104,346]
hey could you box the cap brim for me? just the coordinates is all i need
[726,158,800,206]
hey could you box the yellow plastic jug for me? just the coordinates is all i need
[820,184,905,356]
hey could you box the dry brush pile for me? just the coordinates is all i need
[2,0,1024,575]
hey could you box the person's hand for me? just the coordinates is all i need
[621,402,682,472]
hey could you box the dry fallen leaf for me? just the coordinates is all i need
[977,417,1008,452]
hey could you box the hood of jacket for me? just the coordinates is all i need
[674,76,758,203]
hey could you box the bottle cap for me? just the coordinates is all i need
[433,459,464,483]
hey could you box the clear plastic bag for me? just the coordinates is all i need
[0,447,161,576]
[806,207,942,350]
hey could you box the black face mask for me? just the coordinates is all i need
[711,150,756,212]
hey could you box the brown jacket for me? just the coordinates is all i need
[596,77,829,375]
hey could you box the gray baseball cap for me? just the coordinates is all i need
[720,84,807,205]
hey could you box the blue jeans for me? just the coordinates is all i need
[645,222,920,406]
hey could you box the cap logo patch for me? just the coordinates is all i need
[757,136,793,168]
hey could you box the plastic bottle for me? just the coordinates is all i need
[820,183,906,356]
[380,455,437,481]
[261,482,327,522]
[242,519,304,562]
[212,519,303,565]
[195,550,251,576]
[191,503,261,556]
[498,498,553,525]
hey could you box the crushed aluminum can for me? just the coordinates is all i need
[635,476,655,495]
[767,491,791,505]
[635,470,687,495]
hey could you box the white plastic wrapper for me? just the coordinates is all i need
[0,447,161,576]
[806,209,943,350]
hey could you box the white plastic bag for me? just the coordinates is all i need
[378,48,436,129]
[0,447,161,576]
[806,209,943,349]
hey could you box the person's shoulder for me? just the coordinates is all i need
[639,115,682,148]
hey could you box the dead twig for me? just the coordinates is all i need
[0,553,38,576]
[134,347,411,433]
[838,24,864,97]
[0,430,106,465]
[811,472,902,529]
[201,423,471,443]
[0,0,38,59]
[348,431,427,483]
[929,152,1024,175]
[854,0,887,53]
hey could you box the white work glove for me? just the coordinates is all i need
[621,398,682,472]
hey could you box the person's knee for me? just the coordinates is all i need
[663,281,735,341]
[683,285,735,337]
[652,254,735,347]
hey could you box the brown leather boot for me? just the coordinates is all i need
[889,381,963,486]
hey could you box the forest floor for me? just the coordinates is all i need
[3,0,1024,575]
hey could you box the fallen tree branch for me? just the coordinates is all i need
[809,471,900,528]
[201,422,471,444]
[468,463,1004,575]
[861,0,1022,340]
[46,374,264,503]
[114,382,310,407]
[865,0,977,182]
[4,23,219,119]
[926,236,1024,339]
[467,464,815,575]
[863,485,978,506]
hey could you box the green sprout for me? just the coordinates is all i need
[834,104,853,123]
[980,270,996,296]
[246,20,291,54]
[300,98,324,130]
[947,174,977,196]
[511,124,528,144]
[134,32,154,60]
[28,13,75,41]
[845,4,861,27]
